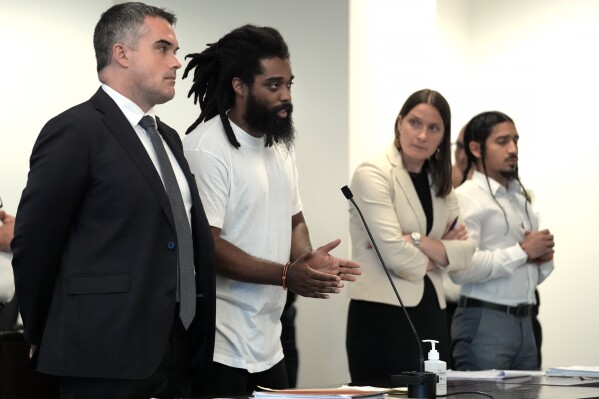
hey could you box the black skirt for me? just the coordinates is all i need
[346,276,449,384]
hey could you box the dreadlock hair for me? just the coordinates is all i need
[462,111,532,233]
[94,2,176,73]
[394,89,453,198]
[183,24,290,148]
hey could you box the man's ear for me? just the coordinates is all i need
[469,141,482,159]
[232,77,247,97]
[112,43,129,68]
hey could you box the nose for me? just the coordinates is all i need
[280,85,292,102]
[416,126,427,141]
[172,54,182,70]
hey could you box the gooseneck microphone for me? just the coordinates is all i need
[341,185,436,398]
[341,186,424,370]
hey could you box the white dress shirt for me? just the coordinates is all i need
[101,84,192,224]
[450,171,554,306]
[0,252,15,304]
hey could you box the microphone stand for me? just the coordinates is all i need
[341,186,436,399]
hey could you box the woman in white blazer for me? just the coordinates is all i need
[346,89,474,383]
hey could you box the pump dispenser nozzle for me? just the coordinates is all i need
[422,339,439,360]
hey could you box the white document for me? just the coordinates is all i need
[546,366,599,378]
[446,369,535,380]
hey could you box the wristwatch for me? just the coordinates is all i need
[411,232,421,248]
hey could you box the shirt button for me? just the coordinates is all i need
[167,242,176,250]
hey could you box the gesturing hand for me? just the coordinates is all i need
[286,239,361,299]
[307,239,361,282]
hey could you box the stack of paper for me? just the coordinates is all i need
[252,386,394,399]
[446,370,533,380]
[546,366,599,378]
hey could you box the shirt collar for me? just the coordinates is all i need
[229,117,264,148]
[471,170,521,196]
[101,84,156,128]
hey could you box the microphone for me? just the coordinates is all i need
[341,185,436,398]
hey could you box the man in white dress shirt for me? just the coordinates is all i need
[450,111,555,371]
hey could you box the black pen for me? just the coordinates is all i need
[449,216,458,231]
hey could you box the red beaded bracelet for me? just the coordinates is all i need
[282,262,292,290]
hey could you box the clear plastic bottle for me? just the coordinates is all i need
[423,339,447,395]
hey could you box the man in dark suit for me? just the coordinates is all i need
[11,3,216,398]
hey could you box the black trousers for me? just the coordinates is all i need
[0,296,19,331]
[192,358,288,396]
[60,314,192,399]
[346,277,449,384]
[281,291,298,387]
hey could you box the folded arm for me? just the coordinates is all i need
[350,162,429,281]
[449,191,536,284]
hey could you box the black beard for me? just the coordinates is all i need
[501,169,519,181]
[244,92,295,150]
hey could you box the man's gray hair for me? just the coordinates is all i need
[93,2,176,72]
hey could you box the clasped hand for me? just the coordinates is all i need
[521,229,555,264]
[286,239,361,299]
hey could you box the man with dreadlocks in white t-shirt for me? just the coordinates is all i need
[182,24,361,396]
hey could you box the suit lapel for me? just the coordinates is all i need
[90,88,175,229]
[387,144,427,234]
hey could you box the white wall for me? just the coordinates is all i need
[2,0,598,390]
[350,0,441,171]
[0,0,113,210]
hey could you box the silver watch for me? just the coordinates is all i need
[411,232,421,248]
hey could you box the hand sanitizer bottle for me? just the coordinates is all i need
[423,339,447,395]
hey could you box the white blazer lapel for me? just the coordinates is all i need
[386,145,427,234]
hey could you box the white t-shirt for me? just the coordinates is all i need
[183,117,302,373]
[0,252,15,303]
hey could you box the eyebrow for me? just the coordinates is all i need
[155,39,179,51]
[496,133,519,140]
[412,115,440,126]
[264,75,294,82]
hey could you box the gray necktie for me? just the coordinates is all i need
[139,115,195,329]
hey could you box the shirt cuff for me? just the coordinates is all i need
[510,242,529,266]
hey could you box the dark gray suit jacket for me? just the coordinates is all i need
[11,88,216,379]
